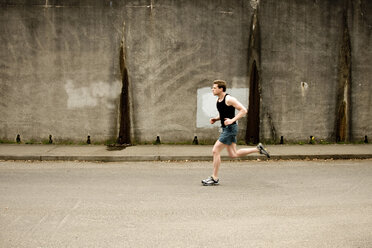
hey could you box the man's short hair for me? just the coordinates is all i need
[213,80,227,92]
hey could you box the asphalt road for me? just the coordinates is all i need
[0,160,371,248]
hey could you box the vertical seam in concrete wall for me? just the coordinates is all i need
[118,21,132,144]
[335,3,352,142]
[246,7,267,144]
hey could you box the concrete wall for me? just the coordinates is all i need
[260,0,343,142]
[349,0,372,141]
[0,0,371,144]
[125,0,252,143]
[259,0,372,143]
[0,0,123,143]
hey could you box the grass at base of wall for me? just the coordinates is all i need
[0,140,16,144]
[0,139,369,145]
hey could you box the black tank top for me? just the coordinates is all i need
[217,94,236,127]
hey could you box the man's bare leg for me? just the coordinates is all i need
[212,140,227,179]
[226,143,259,158]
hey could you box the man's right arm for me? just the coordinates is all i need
[210,114,220,124]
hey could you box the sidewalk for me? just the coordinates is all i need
[0,143,371,162]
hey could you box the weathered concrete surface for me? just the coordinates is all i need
[0,1,123,143]
[259,0,372,143]
[124,0,252,143]
[0,160,371,247]
[261,0,340,141]
[0,0,371,144]
[349,1,372,140]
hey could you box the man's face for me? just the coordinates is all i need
[212,84,223,96]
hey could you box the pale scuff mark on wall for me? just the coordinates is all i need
[219,11,233,15]
[64,80,121,109]
[197,87,249,128]
[301,82,309,97]
[250,0,260,10]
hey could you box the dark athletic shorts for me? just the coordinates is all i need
[218,123,238,145]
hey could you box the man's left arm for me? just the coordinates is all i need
[224,96,248,126]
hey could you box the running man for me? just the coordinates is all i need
[202,80,270,186]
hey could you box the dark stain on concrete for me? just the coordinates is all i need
[335,6,352,142]
[118,21,131,145]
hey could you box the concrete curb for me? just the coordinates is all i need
[1,154,372,162]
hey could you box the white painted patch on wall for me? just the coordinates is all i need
[64,80,121,109]
[197,87,249,128]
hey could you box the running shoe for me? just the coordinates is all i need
[257,143,270,158]
[201,176,219,186]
